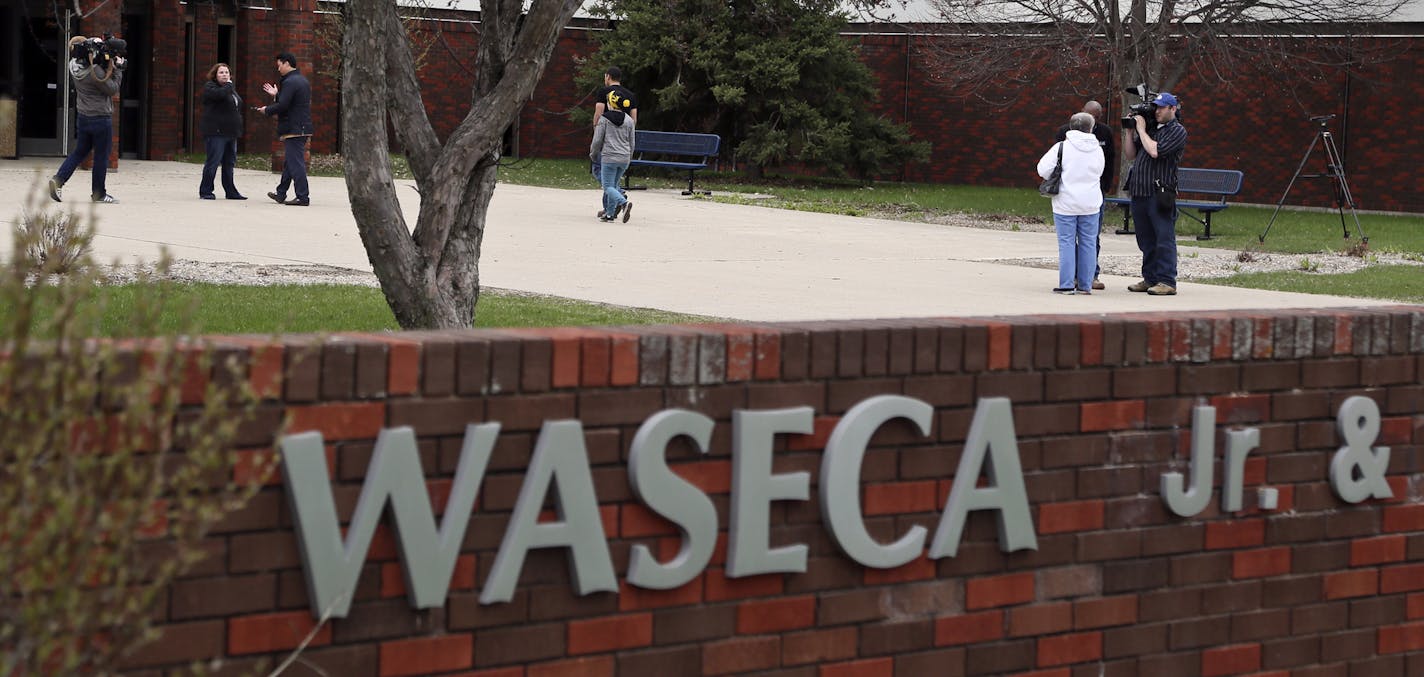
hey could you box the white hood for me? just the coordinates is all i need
[1037,130,1106,216]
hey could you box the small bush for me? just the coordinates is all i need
[0,184,273,674]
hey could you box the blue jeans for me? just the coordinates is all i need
[55,114,113,198]
[1094,200,1106,277]
[599,161,628,216]
[1054,212,1100,291]
[199,135,240,198]
[1131,195,1179,287]
[275,136,309,201]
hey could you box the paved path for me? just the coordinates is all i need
[0,158,1395,321]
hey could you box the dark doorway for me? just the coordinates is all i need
[17,7,69,155]
[119,11,149,157]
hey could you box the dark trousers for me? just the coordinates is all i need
[275,136,310,201]
[55,114,113,198]
[199,135,240,198]
[1131,195,1179,287]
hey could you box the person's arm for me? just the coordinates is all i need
[1122,129,1138,163]
[630,107,637,123]
[265,82,293,117]
[1134,116,1160,158]
[593,102,605,125]
[1036,143,1060,180]
[201,82,229,103]
[99,64,122,95]
[1156,124,1187,157]
[590,121,606,158]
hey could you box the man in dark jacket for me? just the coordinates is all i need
[49,36,124,204]
[257,52,313,206]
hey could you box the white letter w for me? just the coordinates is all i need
[279,424,497,619]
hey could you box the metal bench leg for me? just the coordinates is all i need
[683,171,711,196]
[1114,203,1134,235]
[1197,211,1213,241]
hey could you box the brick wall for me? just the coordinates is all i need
[138,13,1424,212]
[116,308,1424,675]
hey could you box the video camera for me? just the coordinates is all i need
[1119,83,1159,129]
[70,33,128,70]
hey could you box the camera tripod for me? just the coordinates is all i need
[1258,114,1367,244]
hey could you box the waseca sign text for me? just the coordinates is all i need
[278,394,1393,619]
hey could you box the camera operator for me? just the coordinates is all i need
[48,35,126,204]
[1123,92,1187,296]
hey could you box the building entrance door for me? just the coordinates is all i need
[10,3,72,156]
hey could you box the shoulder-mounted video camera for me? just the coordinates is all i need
[70,33,128,70]
[1120,83,1158,132]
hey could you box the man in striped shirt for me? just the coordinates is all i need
[1123,92,1188,296]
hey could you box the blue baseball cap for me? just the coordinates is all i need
[1153,92,1179,107]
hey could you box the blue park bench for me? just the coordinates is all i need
[1105,168,1245,240]
[624,131,722,196]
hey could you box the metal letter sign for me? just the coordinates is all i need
[727,407,814,577]
[1330,396,1393,503]
[930,398,1037,558]
[821,395,934,568]
[280,424,498,619]
[275,397,1071,618]
[482,420,617,604]
[1160,406,1263,517]
[626,410,719,589]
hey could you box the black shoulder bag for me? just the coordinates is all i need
[1039,142,1064,197]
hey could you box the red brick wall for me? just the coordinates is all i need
[116,308,1424,675]
[136,13,1424,212]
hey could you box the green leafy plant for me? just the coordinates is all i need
[0,186,272,674]
[1298,257,1320,272]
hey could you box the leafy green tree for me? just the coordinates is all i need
[585,0,928,179]
[0,187,269,674]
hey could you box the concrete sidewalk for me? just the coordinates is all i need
[0,158,1396,321]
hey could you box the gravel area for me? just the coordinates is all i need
[97,208,1420,287]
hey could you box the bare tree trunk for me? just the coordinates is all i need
[341,0,580,329]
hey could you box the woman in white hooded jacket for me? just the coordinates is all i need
[1037,112,1106,294]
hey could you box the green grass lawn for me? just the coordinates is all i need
[18,284,709,337]
[1197,265,1424,304]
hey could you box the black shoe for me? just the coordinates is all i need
[621,201,632,223]
[284,198,310,206]
[267,192,286,204]
[200,194,216,200]
[226,194,248,200]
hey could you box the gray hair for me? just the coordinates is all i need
[1069,112,1095,133]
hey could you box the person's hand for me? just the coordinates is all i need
[114,56,126,69]
[1134,115,1148,132]
[256,105,266,114]
[263,82,278,97]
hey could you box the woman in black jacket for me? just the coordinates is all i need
[198,63,246,200]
